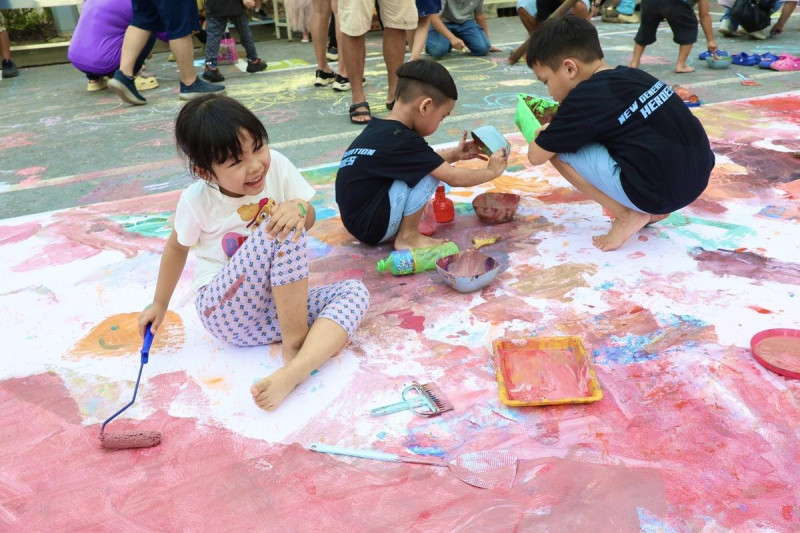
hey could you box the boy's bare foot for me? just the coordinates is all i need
[628,61,639,68]
[675,65,695,73]
[592,210,650,251]
[250,366,303,411]
[394,232,443,250]
[647,213,669,225]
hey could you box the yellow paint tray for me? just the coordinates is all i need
[493,336,603,407]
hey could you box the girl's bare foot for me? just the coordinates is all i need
[250,366,303,411]
[675,65,695,73]
[592,210,650,251]
[281,345,300,364]
[394,232,444,250]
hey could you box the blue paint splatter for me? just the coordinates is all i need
[409,446,446,458]
[376,431,387,440]
[596,313,709,364]
[310,369,319,376]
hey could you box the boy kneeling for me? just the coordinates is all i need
[526,15,714,251]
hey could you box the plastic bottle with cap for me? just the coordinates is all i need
[375,242,459,275]
[433,185,455,223]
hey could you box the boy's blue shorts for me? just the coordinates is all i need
[381,175,439,243]
[416,0,442,17]
[557,143,645,213]
[132,0,201,40]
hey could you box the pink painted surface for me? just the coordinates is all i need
[2,95,800,531]
[497,342,591,401]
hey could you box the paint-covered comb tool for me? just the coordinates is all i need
[370,382,454,417]
[99,323,162,450]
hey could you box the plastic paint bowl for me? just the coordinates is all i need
[470,125,511,157]
[436,250,500,293]
[706,56,732,69]
[750,329,800,379]
[472,192,521,224]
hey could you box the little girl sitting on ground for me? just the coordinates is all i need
[138,94,370,410]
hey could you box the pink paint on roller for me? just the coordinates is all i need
[100,430,162,450]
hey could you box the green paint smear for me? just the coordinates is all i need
[660,212,756,249]
[267,58,311,71]
[110,213,174,238]
[301,165,338,186]
[507,164,525,172]
[98,338,125,351]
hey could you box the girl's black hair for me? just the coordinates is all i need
[174,94,268,180]
[526,14,604,71]
[395,59,458,105]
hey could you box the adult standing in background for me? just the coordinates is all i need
[311,0,349,88]
[338,0,418,124]
[108,0,225,105]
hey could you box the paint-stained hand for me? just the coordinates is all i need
[266,200,307,242]
[138,302,166,337]
[487,147,508,177]
[452,130,482,162]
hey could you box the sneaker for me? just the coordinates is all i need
[108,70,146,105]
[718,18,736,37]
[735,27,750,38]
[246,58,268,73]
[203,64,225,82]
[314,69,336,86]
[2,59,19,78]
[87,77,108,92]
[332,74,366,92]
[749,28,769,40]
[326,46,338,61]
[179,77,226,100]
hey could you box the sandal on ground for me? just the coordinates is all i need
[770,54,800,71]
[134,75,159,91]
[349,101,371,125]
[757,52,780,68]
[731,52,761,66]
[87,77,108,92]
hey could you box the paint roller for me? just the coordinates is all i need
[99,324,161,450]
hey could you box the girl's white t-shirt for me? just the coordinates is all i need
[173,149,316,292]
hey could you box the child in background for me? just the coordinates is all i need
[525,16,714,251]
[336,59,508,249]
[138,95,370,410]
[203,0,268,82]
[287,0,313,42]
[628,0,716,73]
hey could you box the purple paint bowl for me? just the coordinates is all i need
[472,192,521,224]
[436,250,501,293]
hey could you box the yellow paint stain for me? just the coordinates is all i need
[67,311,185,360]
[201,376,231,391]
[489,174,552,194]
[310,217,358,246]
[448,190,474,197]
[509,263,598,300]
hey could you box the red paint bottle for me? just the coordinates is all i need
[433,185,454,223]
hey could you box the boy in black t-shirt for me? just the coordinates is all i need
[336,59,508,249]
[525,15,714,251]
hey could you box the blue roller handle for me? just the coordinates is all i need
[100,323,154,433]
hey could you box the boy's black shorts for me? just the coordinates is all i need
[634,0,699,46]
[132,0,201,40]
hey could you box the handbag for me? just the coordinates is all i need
[217,31,239,65]
[730,0,774,33]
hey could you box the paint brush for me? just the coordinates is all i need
[99,324,162,450]
[736,73,759,86]
[370,382,454,417]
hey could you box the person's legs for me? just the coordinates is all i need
[203,16,226,81]
[339,0,372,120]
[555,144,652,251]
[232,12,267,71]
[380,175,442,249]
[383,27,407,105]
[0,28,11,61]
[312,0,337,84]
[410,15,431,61]
[332,0,348,78]
[170,35,200,85]
[629,0,660,68]
[508,4,538,65]
[119,26,155,77]
[664,0,698,73]
[452,19,490,56]
[425,27,451,58]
